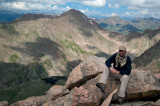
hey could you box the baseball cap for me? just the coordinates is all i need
[119,45,126,51]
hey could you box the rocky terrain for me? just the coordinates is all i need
[3,56,160,106]
[0,9,160,104]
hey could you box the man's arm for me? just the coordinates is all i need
[105,53,117,68]
[105,53,119,74]
[110,67,120,74]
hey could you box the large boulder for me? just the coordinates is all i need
[65,56,106,89]
[110,101,155,106]
[127,69,160,93]
[110,99,160,106]
[0,101,8,106]
[102,69,160,102]
[71,74,103,106]
[46,85,69,101]
[43,74,103,106]
[43,89,74,106]
[11,96,47,106]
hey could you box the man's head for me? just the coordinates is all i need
[118,45,127,57]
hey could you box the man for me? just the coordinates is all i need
[96,45,132,104]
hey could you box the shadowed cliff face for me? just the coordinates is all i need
[125,28,160,41]
[0,61,48,90]
[8,38,63,61]
[133,41,160,72]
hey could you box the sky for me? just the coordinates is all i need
[0,0,160,19]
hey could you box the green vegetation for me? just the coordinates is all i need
[157,61,160,70]
[0,80,52,105]
[9,54,19,63]
[2,24,16,34]
[33,30,40,38]
[0,53,3,61]
[60,39,92,56]
[39,53,45,58]
[24,33,29,38]
[0,62,48,88]
[0,62,53,104]
[65,34,72,38]
[98,35,105,41]
[43,59,53,70]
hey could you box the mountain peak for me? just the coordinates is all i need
[60,9,100,30]
[101,15,128,25]
[60,9,85,17]
[109,16,125,21]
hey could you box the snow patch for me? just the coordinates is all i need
[89,20,93,25]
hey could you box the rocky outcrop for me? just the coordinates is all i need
[65,56,106,90]
[64,56,160,105]
[10,56,160,105]
[0,101,8,106]
[110,98,160,106]
[44,74,103,106]
[10,96,47,106]
[46,85,69,101]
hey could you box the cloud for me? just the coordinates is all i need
[140,9,149,14]
[0,2,51,10]
[108,3,120,9]
[1,0,66,5]
[117,0,160,18]
[0,0,107,8]
[105,13,118,17]
[119,8,160,19]
[0,1,71,12]
[119,0,160,8]
[0,1,71,14]
[0,0,107,14]
[125,12,130,16]
[81,0,106,7]
[80,8,102,16]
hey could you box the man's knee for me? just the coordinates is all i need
[121,75,129,81]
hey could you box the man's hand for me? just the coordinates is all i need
[110,67,120,74]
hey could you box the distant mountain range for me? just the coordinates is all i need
[97,16,160,35]
[0,13,23,23]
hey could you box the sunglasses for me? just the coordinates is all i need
[119,50,125,52]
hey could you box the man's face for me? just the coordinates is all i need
[119,50,126,57]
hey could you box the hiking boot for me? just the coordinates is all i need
[112,93,118,102]
[117,97,124,105]
[96,82,106,93]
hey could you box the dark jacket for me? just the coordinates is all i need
[105,53,132,75]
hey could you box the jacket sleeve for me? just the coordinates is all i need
[105,53,117,68]
[119,56,132,75]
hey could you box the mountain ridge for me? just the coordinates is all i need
[97,16,160,35]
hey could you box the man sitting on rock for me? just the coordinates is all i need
[96,45,132,104]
